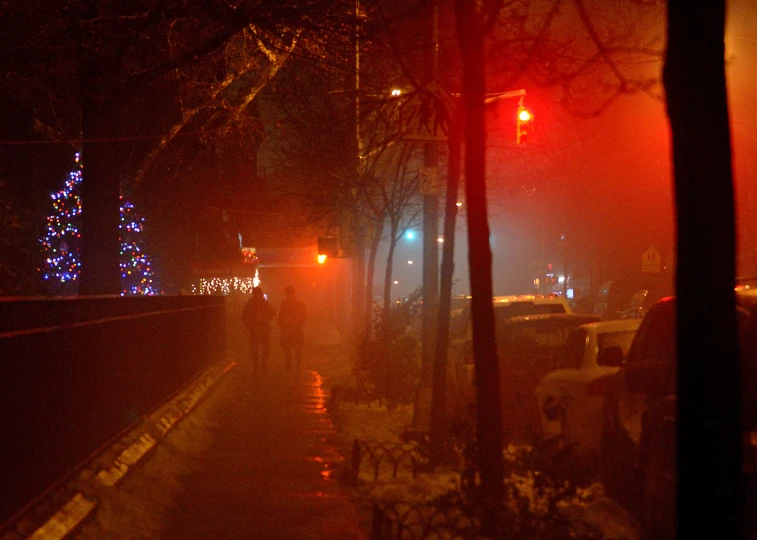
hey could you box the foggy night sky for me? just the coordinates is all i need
[378,0,756,300]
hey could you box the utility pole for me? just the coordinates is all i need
[418,0,440,428]
[350,0,366,350]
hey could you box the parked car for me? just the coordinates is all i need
[449,294,571,339]
[594,279,672,320]
[534,318,641,468]
[597,291,757,538]
[618,289,651,319]
[447,309,600,443]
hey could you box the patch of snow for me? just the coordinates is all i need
[317,347,642,540]
[559,497,641,540]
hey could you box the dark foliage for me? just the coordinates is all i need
[355,289,422,407]
[445,418,606,539]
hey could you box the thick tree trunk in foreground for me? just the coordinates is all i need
[455,0,505,532]
[664,1,741,537]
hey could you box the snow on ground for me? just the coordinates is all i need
[312,345,642,540]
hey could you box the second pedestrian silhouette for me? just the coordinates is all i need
[278,285,307,370]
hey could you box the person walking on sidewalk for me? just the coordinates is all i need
[278,285,307,369]
[241,287,276,374]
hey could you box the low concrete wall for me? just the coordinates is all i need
[0,295,225,525]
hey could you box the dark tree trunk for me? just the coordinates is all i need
[365,215,384,339]
[455,0,505,532]
[350,221,367,346]
[78,86,125,296]
[429,105,463,468]
[663,1,741,537]
[383,226,398,314]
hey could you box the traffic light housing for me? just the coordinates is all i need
[546,262,555,284]
[516,104,532,144]
[318,236,340,258]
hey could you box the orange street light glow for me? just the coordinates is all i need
[317,254,327,264]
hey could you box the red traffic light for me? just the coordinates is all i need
[516,105,532,144]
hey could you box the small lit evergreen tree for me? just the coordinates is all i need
[119,198,157,295]
[39,153,83,295]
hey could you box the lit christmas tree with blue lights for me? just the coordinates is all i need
[40,154,158,295]
[39,153,83,295]
[119,198,157,295]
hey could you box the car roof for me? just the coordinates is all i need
[577,319,642,333]
[493,294,568,305]
[736,286,757,311]
[503,313,600,326]
[452,294,568,304]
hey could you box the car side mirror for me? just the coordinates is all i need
[597,346,624,367]
[625,360,668,396]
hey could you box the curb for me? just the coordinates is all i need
[1,361,236,540]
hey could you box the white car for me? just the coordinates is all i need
[535,319,641,460]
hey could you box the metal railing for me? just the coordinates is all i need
[370,496,481,540]
[351,439,427,481]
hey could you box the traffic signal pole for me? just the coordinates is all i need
[416,0,440,430]
[351,0,366,350]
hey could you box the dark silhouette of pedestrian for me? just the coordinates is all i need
[241,287,275,374]
[278,285,307,369]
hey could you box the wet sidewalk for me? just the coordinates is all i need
[72,365,368,539]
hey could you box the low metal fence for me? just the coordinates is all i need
[351,439,428,481]
[370,497,482,540]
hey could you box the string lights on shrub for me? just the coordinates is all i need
[191,270,260,295]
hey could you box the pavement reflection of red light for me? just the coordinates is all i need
[303,373,328,414]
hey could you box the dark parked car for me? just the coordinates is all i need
[597,290,757,538]
[593,279,672,320]
[447,311,600,443]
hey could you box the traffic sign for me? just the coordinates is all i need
[642,247,662,273]
[420,167,439,195]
